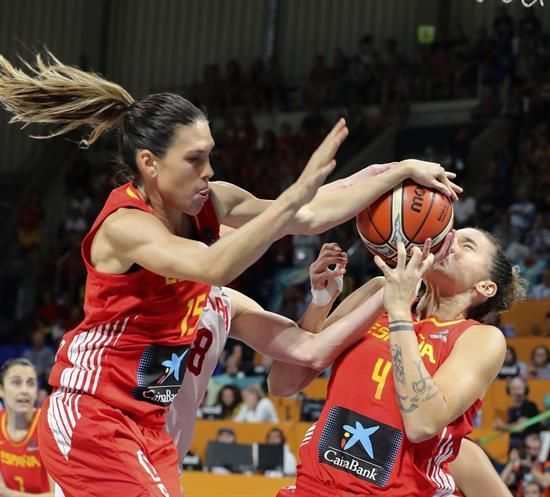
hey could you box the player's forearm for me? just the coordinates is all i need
[269,299,335,397]
[388,312,447,443]
[304,289,384,369]
[269,290,384,396]
[268,363,320,397]
[287,163,411,235]
[450,439,513,497]
[198,188,307,285]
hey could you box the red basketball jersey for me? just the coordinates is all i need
[0,409,49,493]
[297,313,482,497]
[49,183,219,427]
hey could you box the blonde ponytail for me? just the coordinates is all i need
[0,52,134,147]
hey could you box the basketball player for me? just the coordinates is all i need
[0,53,461,497]
[0,359,53,496]
[270,230,525,496]
[167,242,386,467]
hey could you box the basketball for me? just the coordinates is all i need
[356,180,454,265]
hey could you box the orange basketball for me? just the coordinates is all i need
[356,180,454,265]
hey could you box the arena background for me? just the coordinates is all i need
[0,0,549,496]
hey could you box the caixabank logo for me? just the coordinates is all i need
[318,406,402,487]
[132,344,190,406]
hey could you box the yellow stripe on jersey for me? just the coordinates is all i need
[415,316,466,327]
[1,409,40,448]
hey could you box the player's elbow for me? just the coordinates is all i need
[404,422,440,443]
[267,374,298,398]
[293,341,327,371]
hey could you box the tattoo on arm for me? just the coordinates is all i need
[394,359,440,413]
[391,345,406,385]
[397,388,439,413]
[411,360,430,394]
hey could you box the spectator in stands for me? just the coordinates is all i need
[544,313,550,338]
[510,189,537,235]
[500,434,549,496]
[16,192,42,254]
[265,428,297,477]
[454,190,477,228]
[23,329,55,387]
[494,376,540,449]
[499,345,528,379]
[234,384,278,423]
[216,427,236,444]
[214,385,242,420]
[528,345,550,380]
[303,54,331,106]
[493,212,519,249]
[63,205,87,236]
[529,268,550,300]
[209,427,238,475]
[523,481,545,497]
[527,215,550,256]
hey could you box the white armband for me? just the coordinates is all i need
[311,273,344,306]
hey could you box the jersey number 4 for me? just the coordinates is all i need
[187,327,213,376]
[371,357,392,400]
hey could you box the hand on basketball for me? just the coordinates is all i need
[309,243,347,306]
[400,160,462,201]
[290,119,349,207]
[355,162,398,180]
[374,242,434,313]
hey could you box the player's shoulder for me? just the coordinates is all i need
[459,323,506,347]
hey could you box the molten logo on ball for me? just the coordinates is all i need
[356,180,454,265]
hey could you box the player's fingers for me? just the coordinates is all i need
[441,175,460,201]
[374,255,391,277]
[422,238,432,259]
[408,246,423,271]
[317,267,346,281]
[320,242,343,253]
[430,179,453,198]
[419,253,435,275]
[396,242,407,271]
[448,180,463,199]
[435,230,455,264]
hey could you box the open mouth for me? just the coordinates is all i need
[197,189,209,200]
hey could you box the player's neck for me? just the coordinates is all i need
[415,288,468,322]
[138,185,193,236]
[5,408,34,441]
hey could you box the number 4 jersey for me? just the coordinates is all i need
[296,312,482,497]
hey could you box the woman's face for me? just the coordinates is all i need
[0,365,37,414]
[267,430,283,445]
[425,228,496,298]
[220,388,235,407]
[153,120,215,215]
[242,389,259,408]
[505,348,515,365]
[532,347,548,367]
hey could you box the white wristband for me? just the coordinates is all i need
[311,273,344,306]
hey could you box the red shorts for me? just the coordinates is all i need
[37,390,180,497]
